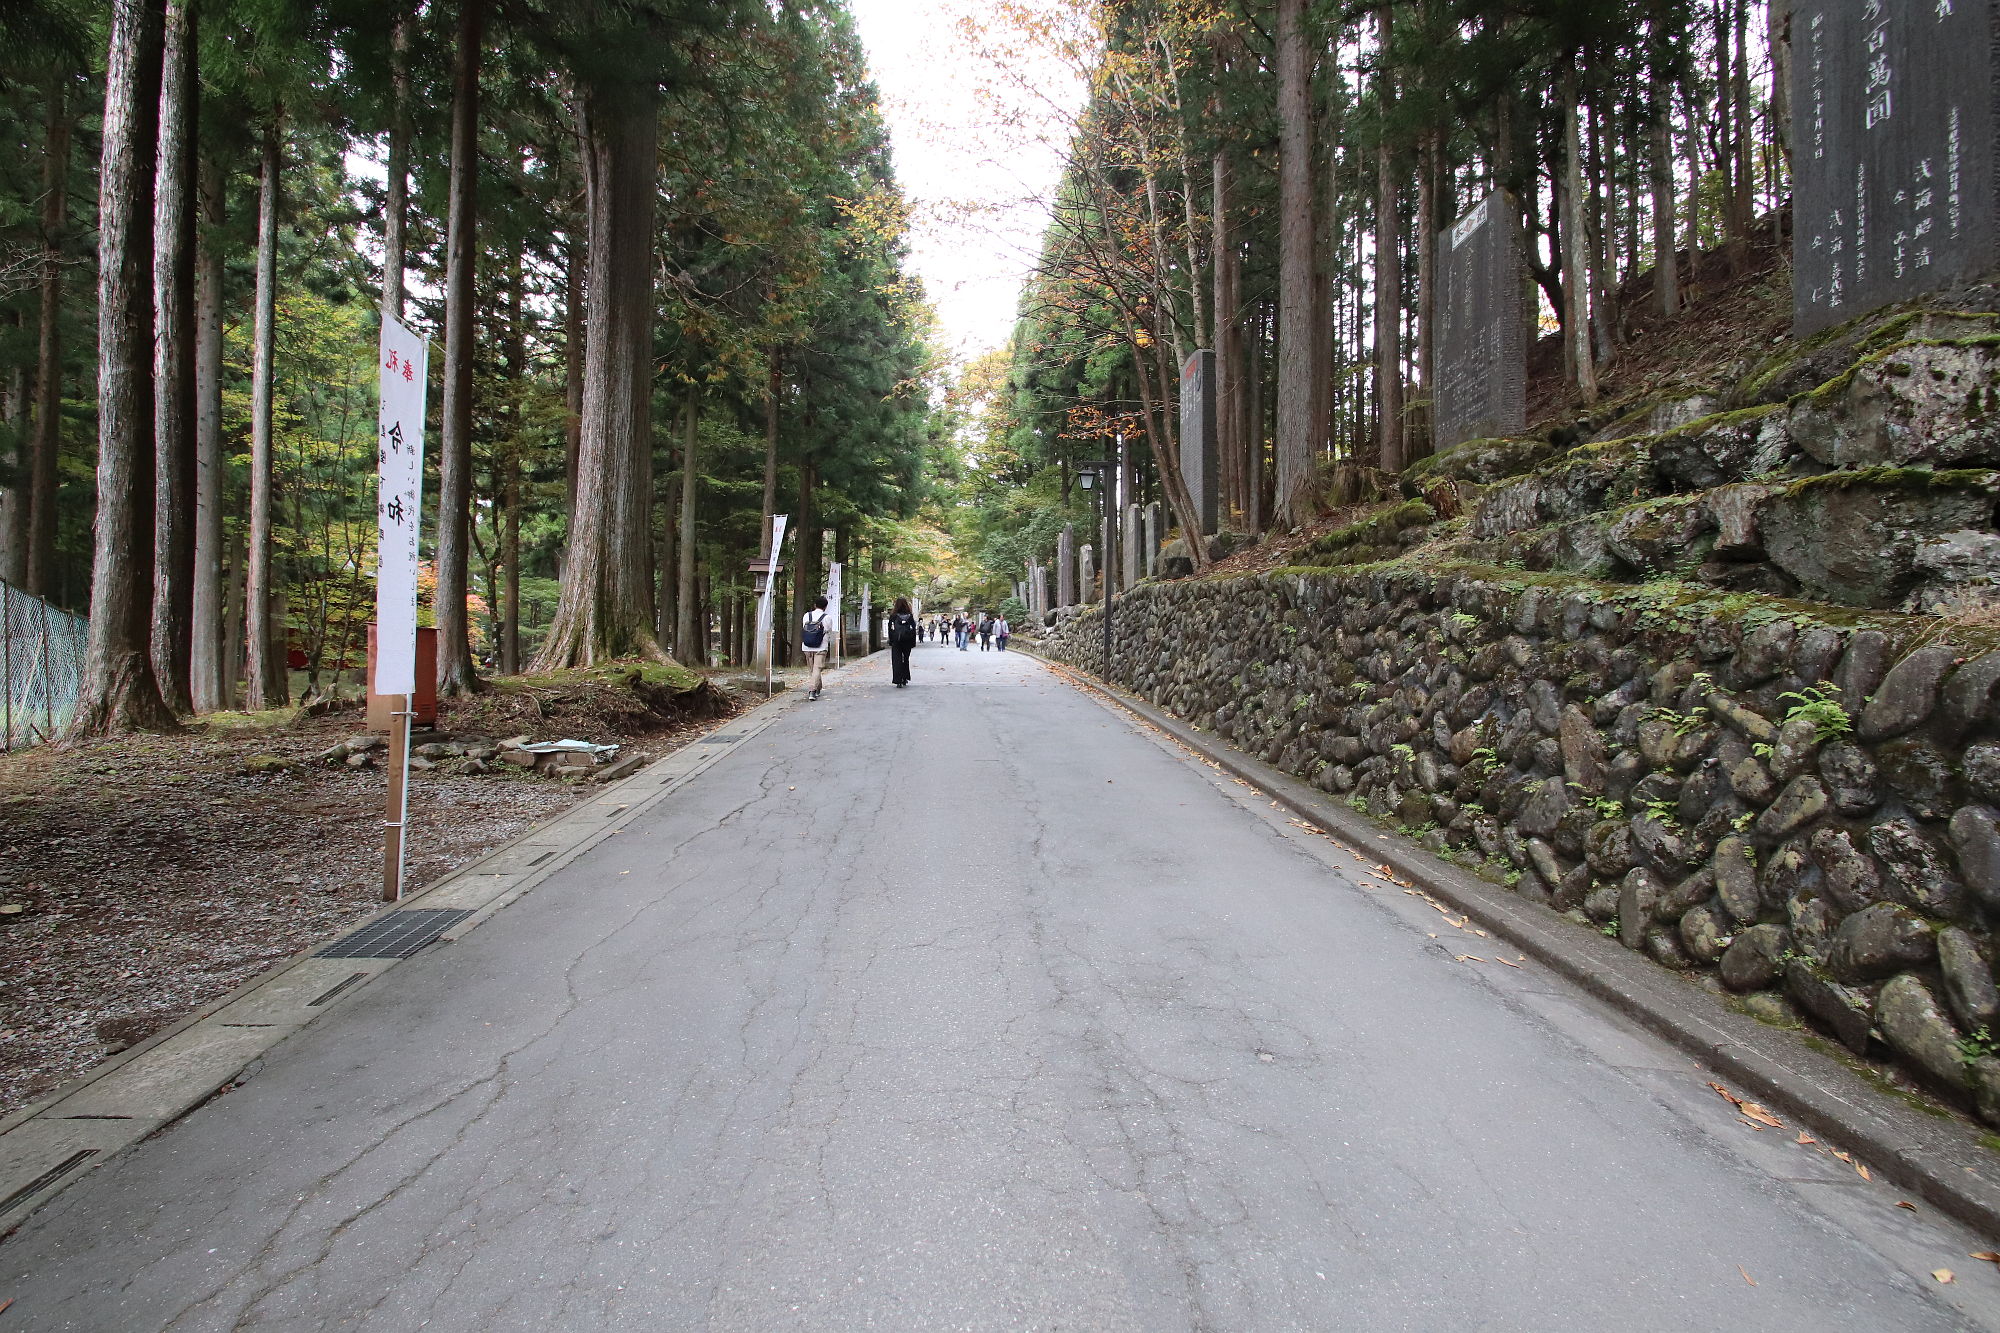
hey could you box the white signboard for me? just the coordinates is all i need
[859,583,870,653]
[375,317,429,694]
[755,514,789,672]
[826,561,843,664]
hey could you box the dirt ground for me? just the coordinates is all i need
[0,668,744,1118]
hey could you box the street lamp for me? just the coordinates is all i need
[1075,440,1122,681]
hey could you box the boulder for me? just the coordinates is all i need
[1710,484,1786,563]
[1767,715,1821,784]
[1856,644,1958,741]
[1869,818,1968,919]
[1827,903,1937,984]
[1873,737,1960,821]
[1832,630,1893,710]
[1785,961,1876,1055]
[1938,927,2000,1032]
[1681,904,1731,965]
[1515,776,1572,839]
[1876,973,1970,1093]
[1618,868,1663,950]
[1712,836,1762,925]
[1754,776,1829,842]
[1720,923,1791,992]
[1808,825,1882,912]
[1948,805,2000,909]
[1762,476,1998,609]
[1816,742,1880,816]
[1939,650,2000,744]
[1606,497,1714,576]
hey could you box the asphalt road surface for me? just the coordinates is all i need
[3,641,1998,1331]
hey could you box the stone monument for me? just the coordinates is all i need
[1179,350,1219,536]
[1433,190,1527,451]
[1793,1,1998,335]
[1057,525,1075,608]
[1123,504,1140,591]
[1144,502,1161,577]
[1080,545,1096,604]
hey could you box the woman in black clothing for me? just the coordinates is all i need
[888,597,919,686]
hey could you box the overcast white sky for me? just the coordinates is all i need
[845,0,1086,368]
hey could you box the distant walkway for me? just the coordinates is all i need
[0,642,1988,1329]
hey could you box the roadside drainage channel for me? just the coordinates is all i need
[0,687,805,1238]
[1036,649,2000,1243]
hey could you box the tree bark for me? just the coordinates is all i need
[788,455,816,667]
[1649,48,1680,318]
[435,0,486,696]
[1274,0,1315,527]
[190,154,227,711]
[381,9,411,325]
[1415,129,1438,460]
[760,351,780,558]
[24,80,71,598]
[245,117,285,710]
[150,0,197,715]
[1561,61,1599,404]
[1211,151,1242,525]
[535,71,665,667]
[499,247,522,676]
[1373,11,1405,475]
[563,227,583,529]
[676,393,700,663]
[73,0,177,736]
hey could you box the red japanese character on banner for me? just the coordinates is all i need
[402,363,414,381]
[385,349,400,372]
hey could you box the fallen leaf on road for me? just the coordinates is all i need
[1969,1252,2000,1265]
[1498,957,1522,968]
[1454,955,1485,963]
[1738,1118,1768,1131]
[1739,1266,1756,1286]
[1739,1103,1783,1129]
[1796,1132,1817,1146]
[1833,1150,1854,1165]
[1857,1163,1871,1180]
[1896,1201,1917,1211]
[1935,1269,1955,1284]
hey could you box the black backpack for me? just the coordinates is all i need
[890,612,916,646]
[801,611,827,650]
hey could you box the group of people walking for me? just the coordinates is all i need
[878,601,1011,688]
[915,612,1009,651]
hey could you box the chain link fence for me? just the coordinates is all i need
[3,580,86,749]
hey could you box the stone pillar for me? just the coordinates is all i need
[1179,349,1219,536]
[1080,544,1096,604]
[1144,502,1162,577]
[1057,525,1075,608]
[1123,504,1141,591]
[1034,566,1049,620]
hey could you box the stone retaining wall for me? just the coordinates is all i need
[1042,567,2000,1122]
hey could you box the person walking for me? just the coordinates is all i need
[955,614,969,651]
[888,597,918,687]
[978,615,993,651]
[994,615,1010,651]
[801,596,832,700]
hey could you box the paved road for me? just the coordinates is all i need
[2,640,1997,1330]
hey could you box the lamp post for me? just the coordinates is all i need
[1078,439,1121,681]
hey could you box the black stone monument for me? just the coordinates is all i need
[1793,0,1998,336]
[1179,349,1219,536]
[1433,190,1527,451]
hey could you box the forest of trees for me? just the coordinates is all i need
[0,0,938,735]
[960,0,1792,588]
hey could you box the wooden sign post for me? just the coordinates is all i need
[376,316,430,902]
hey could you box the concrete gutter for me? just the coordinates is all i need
[0,686,805,1239]
[1032,647,2000,1243]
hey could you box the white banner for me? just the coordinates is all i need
[860,583,871,652]
[375,317,429,695]
[825,562,843,666]
[755,514,789,669]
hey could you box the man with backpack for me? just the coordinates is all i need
[801,596,832,700]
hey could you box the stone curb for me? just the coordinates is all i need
[0,685,806,1240]
[1034,649,2000,1243]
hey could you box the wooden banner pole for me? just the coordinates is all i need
[381,694,411,902]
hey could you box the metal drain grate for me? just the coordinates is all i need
[696,734,740,745]
[316,909,474,960]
